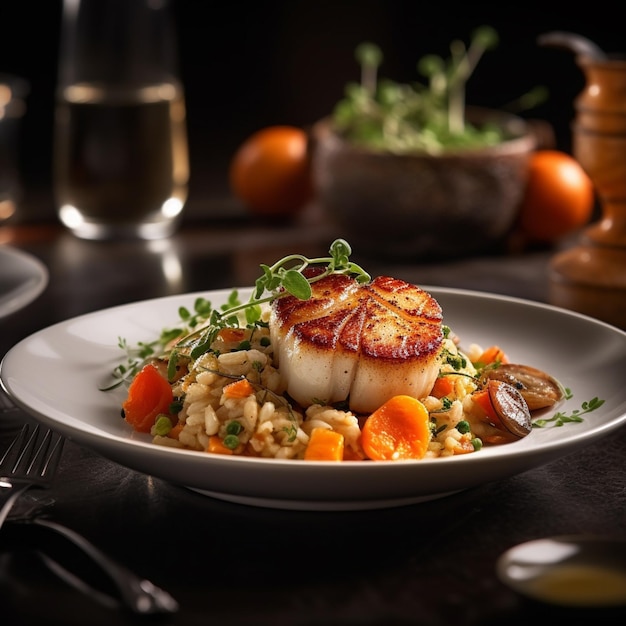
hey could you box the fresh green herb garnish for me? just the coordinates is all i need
[169,399,184,414]
[101,299,217,391]
[332,27,546,154]
[441,348,467,371]
[103,239,370,391]
[532,396,605,428]
[282,423,298,443]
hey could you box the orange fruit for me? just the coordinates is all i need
[518,150,595,243]
[229,125,313,217]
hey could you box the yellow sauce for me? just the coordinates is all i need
[526,564,626,606]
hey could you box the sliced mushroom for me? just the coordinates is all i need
[483,364,564,411]
[487,379,532,438]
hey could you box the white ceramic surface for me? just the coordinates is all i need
[1,287,625,511]
[0,246,48,319]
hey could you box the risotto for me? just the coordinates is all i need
[116,240,564,461]
[121,304,541,461]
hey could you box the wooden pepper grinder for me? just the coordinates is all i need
[539,32,626,329]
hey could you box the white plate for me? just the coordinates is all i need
[1,287,625,511]
[0,246,48,319]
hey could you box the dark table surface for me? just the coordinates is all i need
[1,202,625,626]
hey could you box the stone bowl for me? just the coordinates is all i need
[310,108,541,260]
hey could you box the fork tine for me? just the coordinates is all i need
[0,424,64,482]
[23,426,64,480]
[0,424,31,472]
[1,424,64,529]
[37,432,65,479]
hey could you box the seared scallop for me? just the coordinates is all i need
[269,273,444,413]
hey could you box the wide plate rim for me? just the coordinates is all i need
[2,285,625,510]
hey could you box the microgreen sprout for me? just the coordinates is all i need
[532,396,605,428]
[333,26,546,154]
[103,239,370,390]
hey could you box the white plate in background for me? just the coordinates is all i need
[0,246,48,319]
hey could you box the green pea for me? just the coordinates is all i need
[226,421,243,436]
[154,415,172,436]
[457,420,471,434]
[223,434,240,450]
[471,438,483,451]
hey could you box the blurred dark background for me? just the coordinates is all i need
[0,0,622,219]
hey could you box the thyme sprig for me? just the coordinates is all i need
[104,239,370,390]
[532,396,605,428]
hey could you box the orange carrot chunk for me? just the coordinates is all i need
[471,389,500,424]
[122,363,174,433]
[168,421,185,440]
[304,428,345,461]
[342,446,366,461]
[361,395,431,461]
[474,345,509,366]
[430,376,455,399]
[207,435,234,455]
[218,328,247,343]
[222,378,255,399]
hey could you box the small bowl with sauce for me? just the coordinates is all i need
[497,535,626,610]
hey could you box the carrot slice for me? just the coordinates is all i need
[304,428,345,461]
[452,438,476,455]
[218,328,246,343]
[168,421,185,440]
[430,376,455,398]
[207,435,234,455]
[483,433,517,445]
[122,363,174,433]
[474,345,509,366]
[342,446,366,461]
[471,389,500,424]
[361,395,431,461]
[222,378,255,399]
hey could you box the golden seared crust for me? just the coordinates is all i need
[358,277,443,363]
[272,272,360,331]
[272,274,443,361]
[358,296,442,363]
[365,276,443,323]
[288,307,357,350]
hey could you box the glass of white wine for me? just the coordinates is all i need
[54,0,189,240]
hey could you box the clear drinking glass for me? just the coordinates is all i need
[54,0,189,240]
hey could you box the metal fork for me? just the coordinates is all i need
[0,423,63,528]
[0,423,178,615]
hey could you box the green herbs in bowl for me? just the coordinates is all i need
[331,26,544,155]
[311,28,547,260]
